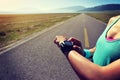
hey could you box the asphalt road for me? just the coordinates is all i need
[0,14,106,80]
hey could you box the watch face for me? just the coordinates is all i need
[60,41,73,54]
[59,41,73,48]
[64,41,73,47]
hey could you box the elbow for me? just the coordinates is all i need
[89,67,110,80]
[86,67,105,80]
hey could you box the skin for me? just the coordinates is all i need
[54,15,120,80]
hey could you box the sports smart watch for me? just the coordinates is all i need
[59,41,73,56]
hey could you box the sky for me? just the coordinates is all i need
[0,0,120,12]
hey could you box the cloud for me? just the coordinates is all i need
[0,0,25,11]
[0,0,119,12]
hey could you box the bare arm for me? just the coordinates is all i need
[68,50,120,80]
[102,59,120,80]
[68,50,102,80]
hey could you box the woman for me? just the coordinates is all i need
[54,15,120,80]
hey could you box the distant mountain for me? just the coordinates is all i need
[49,6,85,13]
[80,4,120,12]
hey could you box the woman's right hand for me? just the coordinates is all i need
[68,37,84,55]
[68,37,82,47]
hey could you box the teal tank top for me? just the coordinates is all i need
[93,17,120,66]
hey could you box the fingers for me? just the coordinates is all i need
[54,36,67,46]
[68,37,82,47]
[54,36,59,45]
[54,36,84,55]
[73,45,83,54]
[73,45,81,50]
[54,36,82,47]
[68,37,81,43]
[68,37,78,42]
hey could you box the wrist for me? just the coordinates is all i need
[68,50,81,58]
[59,40,73,56]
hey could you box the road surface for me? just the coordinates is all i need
[0,14,106,80]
